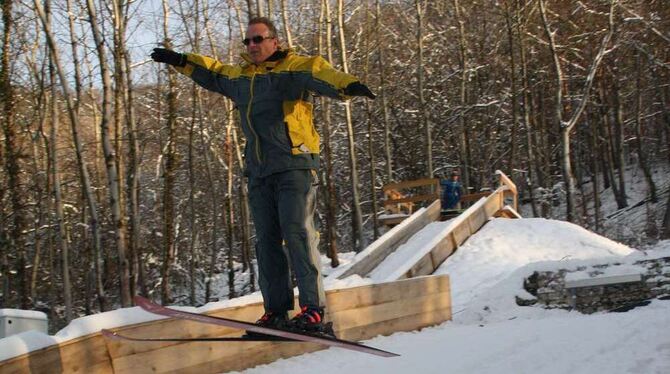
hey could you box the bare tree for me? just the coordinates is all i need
[160,0,178,305]
[416,0,431,177]
[44,24,72,322]
[375,0,393,183]
[66,0,107,312]
[453,0,471,191]
[633,51,657,203]
[538,0,616,222]
[2,0,31,309]
[337,0,366,251]
[280,0,293,47]
[84,0,132,306]
[319,0,339,267]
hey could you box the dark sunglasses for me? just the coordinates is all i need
[243,35,274,46]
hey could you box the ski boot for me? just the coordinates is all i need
[287,306,336,338]
[243,311,288,339]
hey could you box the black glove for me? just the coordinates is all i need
[344,81,376,99]
[150,48,187,67]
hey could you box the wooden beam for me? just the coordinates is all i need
[383,193,440,206]
[105,275,451,373]
[335,200,442,279]
[0,333,113,374]
[382,178,439,191]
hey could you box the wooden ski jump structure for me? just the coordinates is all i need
[0,171,518,373]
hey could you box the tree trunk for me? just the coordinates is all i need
[588,111,601,231]
[375,0,393,183]
[514,0,539,217]
[318,0,339,267]
[3,0,30,309]
[363,3,379,240]
[453,0,470,191]
[539,0,613,222]
[280,0,292,47]
[416,0,431,177]
[84,0,132,306]
[634,51,657,203]
[160,0,177,305]
[112,0,141,299]
[612,70,628,209]
[47,41,72,322]
[337,0,366,251]
[503,0,520,186]
[538,0,574,221]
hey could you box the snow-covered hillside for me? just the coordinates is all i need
[4,216,668,373]
[240,220,670,374]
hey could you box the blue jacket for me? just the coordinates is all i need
[440,179,462,209]
[175,49,359,177]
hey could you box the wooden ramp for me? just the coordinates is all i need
[331,170,519,281]
[0,275,451,374]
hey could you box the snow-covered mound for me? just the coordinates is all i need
[434,218,633,309]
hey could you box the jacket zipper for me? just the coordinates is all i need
[246,70,262,163]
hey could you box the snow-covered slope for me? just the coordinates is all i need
[2,215,669,373]
[239,220,669,374]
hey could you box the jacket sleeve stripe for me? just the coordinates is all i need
[173,53,241,98]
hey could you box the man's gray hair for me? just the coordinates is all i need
[248,17,278,38]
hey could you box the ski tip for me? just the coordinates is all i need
[380,350,401,358]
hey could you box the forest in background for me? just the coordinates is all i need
[0,0,668,331]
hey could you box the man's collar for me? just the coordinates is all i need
[241,48,290,67]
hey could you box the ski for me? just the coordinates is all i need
[101,329,296,342]
[133,295,399,357]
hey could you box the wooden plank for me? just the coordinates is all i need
[384,176,520,282]
[0,334,113,374]
[106,275,451,374]
[494,205,522,219]
[431,234,457,267]
[106,303,267,359]
[110,337,318,374]
[382,178,439,191]
[460,191,492,202]
[338,306,452,342]
[332,290,451,332]
[383,193,440,206]
[451,220,472,246]
[327,275,450,313]
[337,200,441,279]
[406,254,436,278]
[377,215,408,226]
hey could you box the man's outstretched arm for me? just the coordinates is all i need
[150,48,240,99]
[295,55,375,100]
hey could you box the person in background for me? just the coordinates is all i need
[150,17,375,337]
[441,170,464,210]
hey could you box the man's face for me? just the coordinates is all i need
[245,23,278,64]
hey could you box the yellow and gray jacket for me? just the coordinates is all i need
[175,49,359,178]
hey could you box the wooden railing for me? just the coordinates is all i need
[384,170,519,281]
[336,170,519,281]
[0,276,451,374]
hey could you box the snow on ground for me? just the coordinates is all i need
[238,220,670,374]
[241,299,670,374]
[2,218,670,373]
[368,220,453,282]
[434,217,633,311]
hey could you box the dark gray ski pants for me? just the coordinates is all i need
[248,169,325,313]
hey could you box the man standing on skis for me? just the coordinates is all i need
[150,17,375,335]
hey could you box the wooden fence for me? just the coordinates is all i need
[337,170,519,281]
[0,276,451,374]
